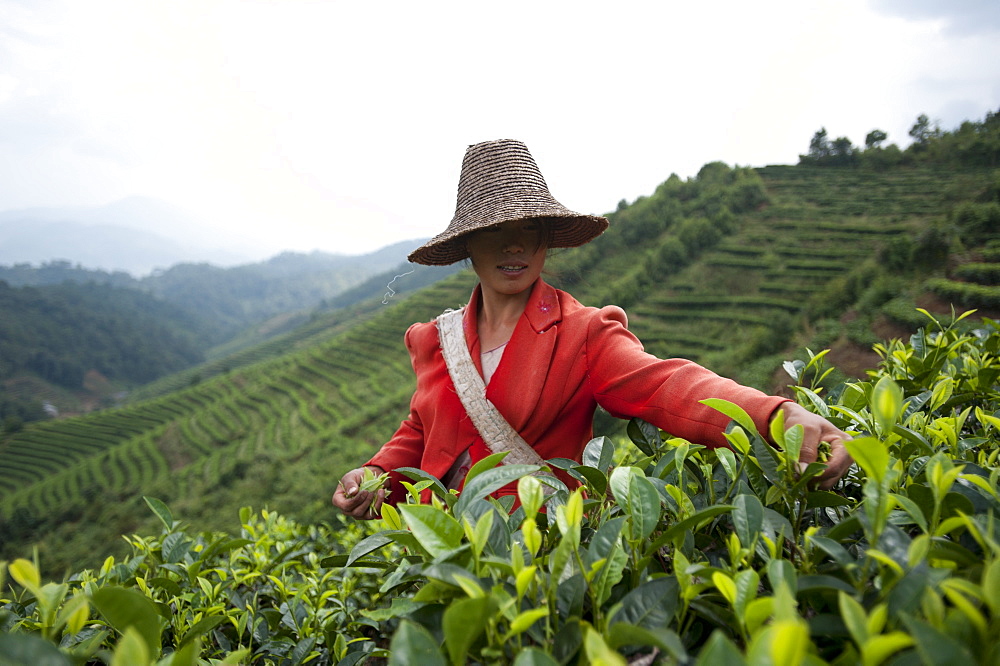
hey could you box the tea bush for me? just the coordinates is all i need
[1,505,386,665]
[3,311,1000,664]
[926,278,1000,309]
[953,263,1000,286]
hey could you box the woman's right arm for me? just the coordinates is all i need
[333,323,428,519]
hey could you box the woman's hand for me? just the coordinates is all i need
[772,402,853,490]
[332,466,389,520]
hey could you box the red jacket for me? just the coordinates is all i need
[367,279,788,503]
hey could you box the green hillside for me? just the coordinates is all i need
[0,281,208,420]
[2,122,998,574]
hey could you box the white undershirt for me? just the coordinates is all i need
[481,341,507,385]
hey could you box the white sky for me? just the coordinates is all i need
[1,0,998,260]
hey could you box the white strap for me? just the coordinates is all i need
[436,308,548,467]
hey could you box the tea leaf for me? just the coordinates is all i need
[783,424,804,468]
[724,426,752,455]
[168,637,201,666]
[627,473,662,540]
[398,505,463,558]
[505,607,549,639]
[8,558,41,597]
[716,447,739,480]
[218,648,252,665]
[984,558,1000,617]
[91,586,163,660]
[695,630,746,665]
[571,465,609,496]
[465,509,494,559]
[862,632,913,666]
[871,376,904,437]
[395,467,449,499]
[443,596,493,665]
[111,627,149,666]
[610,577,679,629]
[381,502,403,531]
[838,592,869,645]
[0,633,73,666]
[733,494,764,549]
[889,493,928,533]
[627,418,662,456]
[56,594,90,636]
[143,496,174,531]
[702,398,760,438]
[582,435,616,473]
[389,620,447,666]
[590,544,628,607]
[515,565,537,599]
[929,377,955,412]
[766,560,797,597]
[733,569,759,620]
[712,572,737,606]
[518,475,544,518]
[583,625,626,666]
[783,359,803,382]
[844,436,888,485]
[760,620,810,666]
[750,432,781,485]
[464,451,509,486]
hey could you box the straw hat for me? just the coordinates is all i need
[408,139,609,266]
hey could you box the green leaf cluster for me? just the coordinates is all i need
[2,507,387,664]
[5,311,1000,664]
[345,313,1000,664]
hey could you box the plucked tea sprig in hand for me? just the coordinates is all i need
[341,467,390,515]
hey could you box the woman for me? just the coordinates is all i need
[333,139,852,519]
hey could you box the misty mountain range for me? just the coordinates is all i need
[0,196,396,276]
[0,195,452,368]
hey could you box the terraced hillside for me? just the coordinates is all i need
[631,168,965,363]
[0,274,476,569]
[1,162,995,573]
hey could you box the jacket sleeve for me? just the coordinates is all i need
[365,324,428,502]
[584,306,788,448]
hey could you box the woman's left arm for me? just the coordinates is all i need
[584,305,853,488]
[772,402,853,490]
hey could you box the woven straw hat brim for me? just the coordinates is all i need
[408,210,608,266]
[408,139,609,266]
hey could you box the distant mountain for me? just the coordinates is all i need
[0,239,431,344]
[0,197,254,275]
[0,239,443,418]
[140,244,430,342]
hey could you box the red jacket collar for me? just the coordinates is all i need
[462,278,562,342]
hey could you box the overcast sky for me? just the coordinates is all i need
[2,0,998,260]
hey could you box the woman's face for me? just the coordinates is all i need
[466,219,548,299]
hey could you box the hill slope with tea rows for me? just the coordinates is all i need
[1,161,996,574]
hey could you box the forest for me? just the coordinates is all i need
[1,109,999,664]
